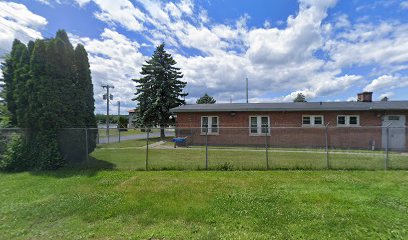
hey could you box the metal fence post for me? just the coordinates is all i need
[85,128,89,162]
[385,126,389,170]
[325,123,330,169]
[146,129,149,171]
[265,125,269,170]
[107,127,110,144]
[205,127,208,170]
[118,127,121,143]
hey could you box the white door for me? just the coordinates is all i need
[382,115,406,150]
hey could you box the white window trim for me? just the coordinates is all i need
[249,116,270,136]
[201,116,219,135]
[337,115,360,127]
[302,115,325,127]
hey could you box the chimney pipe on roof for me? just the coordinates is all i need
[357,92,373,102]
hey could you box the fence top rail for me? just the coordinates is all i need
[1,126,406,130]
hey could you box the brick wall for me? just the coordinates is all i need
[175,110,408,149]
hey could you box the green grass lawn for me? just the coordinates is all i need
[1,170,408,239]
[90,138,408,170]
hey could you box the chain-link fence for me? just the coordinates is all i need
[1,126,407,170]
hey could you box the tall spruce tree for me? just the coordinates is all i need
[133,43,187,138]
[196,93,216,104]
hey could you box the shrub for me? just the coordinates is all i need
[118,116,128,131]
[32,132,64,170]
[0,135,31,172]
[216,162,234,171]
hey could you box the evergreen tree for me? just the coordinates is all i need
[196,93,216,104]
[14,45,30,128]
[1,39,27,126]
[0,72,10,127]
[74,44,97,152]
[0,30,97,171]
[293,93,307,102]
[0,98,9,127]
[133,43,187,138]
[74,44,96,127]
[381,96,389,102]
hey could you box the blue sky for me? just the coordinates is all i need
[0,0,408,114]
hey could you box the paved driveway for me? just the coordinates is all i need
[97,130,175,144]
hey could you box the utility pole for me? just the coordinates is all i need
[118,101,121,142]
[117,101,121,123]
[102,84,114,143]
[246,77,249,103]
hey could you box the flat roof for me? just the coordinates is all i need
[170,101,408,113]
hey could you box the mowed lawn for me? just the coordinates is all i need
[1,171,408,239]
[90,138,408,170]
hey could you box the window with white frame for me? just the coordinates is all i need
[201,116,219,134]
[249,116,270,135]
[302,115,324,126]
[337,115,360,126]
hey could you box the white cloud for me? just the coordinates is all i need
[35,0,52,5]
[177,0,194,16]
[74,0,91,7]
[334,14,350,29]
[400,1,408,9]
[198,9,209,24]
[324,21,408,72]
[245,0,335,66]
[364,75,408,92]
[379,92,394,100]
[34,0,63,6]
[70,29,146,113]
[86,0,146,32]
[0,2,47,58]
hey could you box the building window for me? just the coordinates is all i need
[337,116,346,125]
[249,116,270,135]
[314,116,323,125]
[201,116,219,134]
[388,116,400,121]
[303,116,311,125]
[337,115,360,126]
[302,115,324,127]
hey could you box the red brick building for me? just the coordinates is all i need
[171,92,408,150]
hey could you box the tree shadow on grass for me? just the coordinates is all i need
[29,156,116,178]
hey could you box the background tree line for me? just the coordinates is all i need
[0,30,97,171]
